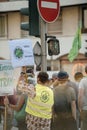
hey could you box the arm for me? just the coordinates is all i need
[78,87,84,112]
[4,94,25,111]
[70,87,77,120]
[10,95,25,111]
[71,100,76,120]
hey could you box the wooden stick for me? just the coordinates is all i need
[3,94,9,130]
[4,105,7,130]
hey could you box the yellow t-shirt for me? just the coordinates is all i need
[26,84,54,119]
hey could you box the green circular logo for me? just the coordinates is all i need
[40,91,49,103]
[14,47,23,59]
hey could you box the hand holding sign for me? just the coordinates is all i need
[4,96,9,106]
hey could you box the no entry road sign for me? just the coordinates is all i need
[37,0,60,23]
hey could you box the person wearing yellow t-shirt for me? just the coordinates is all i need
[25,72,54,130]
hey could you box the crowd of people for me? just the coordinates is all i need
[0,65,87,130]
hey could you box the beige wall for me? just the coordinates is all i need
[62,7,79,36]
[0,40,10,59]
[4,7,81,46]
[8,12,21,39]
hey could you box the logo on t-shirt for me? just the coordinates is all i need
[40,91,49,103]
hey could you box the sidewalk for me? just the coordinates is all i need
[0,122,18,130]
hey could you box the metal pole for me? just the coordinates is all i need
[40,18,47,72]
[51,56,54,71]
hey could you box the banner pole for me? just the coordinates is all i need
[4,105,7,130]
[4,94,9,130]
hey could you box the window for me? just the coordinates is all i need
[0,14,7,37]
[21,15,29,37]
[82,6,87,33]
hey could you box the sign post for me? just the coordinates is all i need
[37,0,60,72]
[40,19,47,72]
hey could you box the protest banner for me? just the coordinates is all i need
[9,39,34,68]
[0,60,19,96]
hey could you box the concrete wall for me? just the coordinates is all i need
[0,40,10,59]
[60,0,87,6]
[0,1,28,12]
[8,12,21,39]
[62,7,78,35]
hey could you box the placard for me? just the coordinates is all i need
[9,39,34,68]
[0,60,15,96]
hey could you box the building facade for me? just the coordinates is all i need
[0,0,87,80]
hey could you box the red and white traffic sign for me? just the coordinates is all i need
[37,0,60,23]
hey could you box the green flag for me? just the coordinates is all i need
[68,26,81,62]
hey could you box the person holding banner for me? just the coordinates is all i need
[25,72,54,130]
[4,71,28,130]
[4,93,27,130]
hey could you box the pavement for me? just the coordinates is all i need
[0,119,81,130]
[0,122,81,130]
[0,122,18,130]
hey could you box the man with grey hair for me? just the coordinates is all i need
[49,73,58,89]
[52,73,58,81]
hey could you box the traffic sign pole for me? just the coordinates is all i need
[40,18,47,72]
[37,0,60,72]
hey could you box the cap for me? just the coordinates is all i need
[57,71,69,80]
[52,73,58,79]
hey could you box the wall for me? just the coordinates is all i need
[8,12,21,39]
[62,7,78,36]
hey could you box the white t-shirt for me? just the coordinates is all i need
[79,77,87,110]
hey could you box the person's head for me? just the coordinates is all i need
[22,66,27,73]
[57,71,69,83]
[85,65,87,74]
[37,72,49,84]
[19,72,28,82]
[74,72,83,82]
[52,73,58,82]
[20,72,26,77]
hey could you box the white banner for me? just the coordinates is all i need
[0,60,15,96]
[9,39,34,68]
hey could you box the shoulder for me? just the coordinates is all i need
[80,77,87,82]
[53,85,60,92]
[79,77,87,88]
[68,86,75,93]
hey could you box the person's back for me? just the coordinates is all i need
[78,66,87,130]
[79,76,87,110]
[26,72,54,130]
[74,72,84,129]
[53,84,73,114]
[51,71,77,130]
